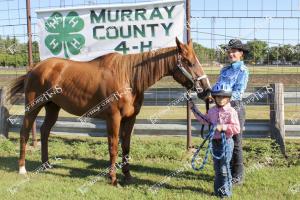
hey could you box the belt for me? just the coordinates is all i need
[212,137,232,144]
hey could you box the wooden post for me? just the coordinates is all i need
[186,0,192,150]
[269,83,286,157]
[0,87,9,138]
[26,0,37,147]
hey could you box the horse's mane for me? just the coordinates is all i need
[104,47,178,94]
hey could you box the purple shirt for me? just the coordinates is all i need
[191,102,240,139]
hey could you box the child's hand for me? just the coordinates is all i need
[188,100,195,108]
[216,124,223,132]
[208,96,215,103]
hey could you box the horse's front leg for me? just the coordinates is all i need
[120,115,136,183]
[106,113,121,186]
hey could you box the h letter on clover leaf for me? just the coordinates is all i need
[45,11,85,59]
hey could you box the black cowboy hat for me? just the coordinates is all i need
[224,39,249,53]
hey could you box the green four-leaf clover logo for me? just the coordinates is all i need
[45,11,85,59]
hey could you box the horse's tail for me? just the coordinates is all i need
[6,63,40,104]
[6,73,28,105]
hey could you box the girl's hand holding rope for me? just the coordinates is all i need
[216,124,224,132]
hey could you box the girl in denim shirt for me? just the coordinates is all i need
[215,39,249,185]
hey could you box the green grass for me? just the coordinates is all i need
[8,104,300,120]
[204,66,300,75]
[1,66,300,89]
[1,66,300,75]
[0,133,299,200]
[0,69,26,75]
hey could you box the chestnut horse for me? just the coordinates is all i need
[7,38,211,185]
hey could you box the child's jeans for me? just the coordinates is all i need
[212,137,234,197]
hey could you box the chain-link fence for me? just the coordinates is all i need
[0,0,300,133]
[190,0,300,127]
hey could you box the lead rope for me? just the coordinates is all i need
[191,127,231,194]
[191,126,216,171]
[200,99,210,139]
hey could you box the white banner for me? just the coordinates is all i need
[36,0,185,61]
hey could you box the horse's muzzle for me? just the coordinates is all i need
[197,88,211,100]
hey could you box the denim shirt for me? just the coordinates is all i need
[215,61,249,101]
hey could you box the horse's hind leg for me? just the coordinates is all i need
[40,102,60,164]
[19,105,43,174]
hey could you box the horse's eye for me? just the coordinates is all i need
[183,58,192,66]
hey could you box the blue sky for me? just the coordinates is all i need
[0,0,299,48]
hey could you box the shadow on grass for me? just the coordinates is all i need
[53,156,213,195]
[51,156,213,180]
[0,155,213,195]
[49,136,106,146]
[0,156,43,172]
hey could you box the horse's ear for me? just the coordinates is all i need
[188,39,193,48]
[176,37,184,52]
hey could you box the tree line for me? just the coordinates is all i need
[194,39,300,65]
[0,36,39,67]
[0,36,299,67]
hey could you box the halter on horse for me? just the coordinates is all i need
[176,53,210,93]
[7,37,211,186]
[176,52,212,138]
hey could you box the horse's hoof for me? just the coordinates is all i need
[111,179,118,187]
[19,166,27,174]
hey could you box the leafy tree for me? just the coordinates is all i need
[193,42,215,64]
[245,39,268,64]
[0,37,40,67]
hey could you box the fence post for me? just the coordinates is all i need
[269,83,286,157]
[0,87,9,138]
[186,0,192,150]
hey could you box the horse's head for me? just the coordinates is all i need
[172,37,211,100]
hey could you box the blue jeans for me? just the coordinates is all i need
[212,137,234,197]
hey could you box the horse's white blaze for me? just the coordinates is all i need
[195,56,211,88]
[19,166,27,174]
